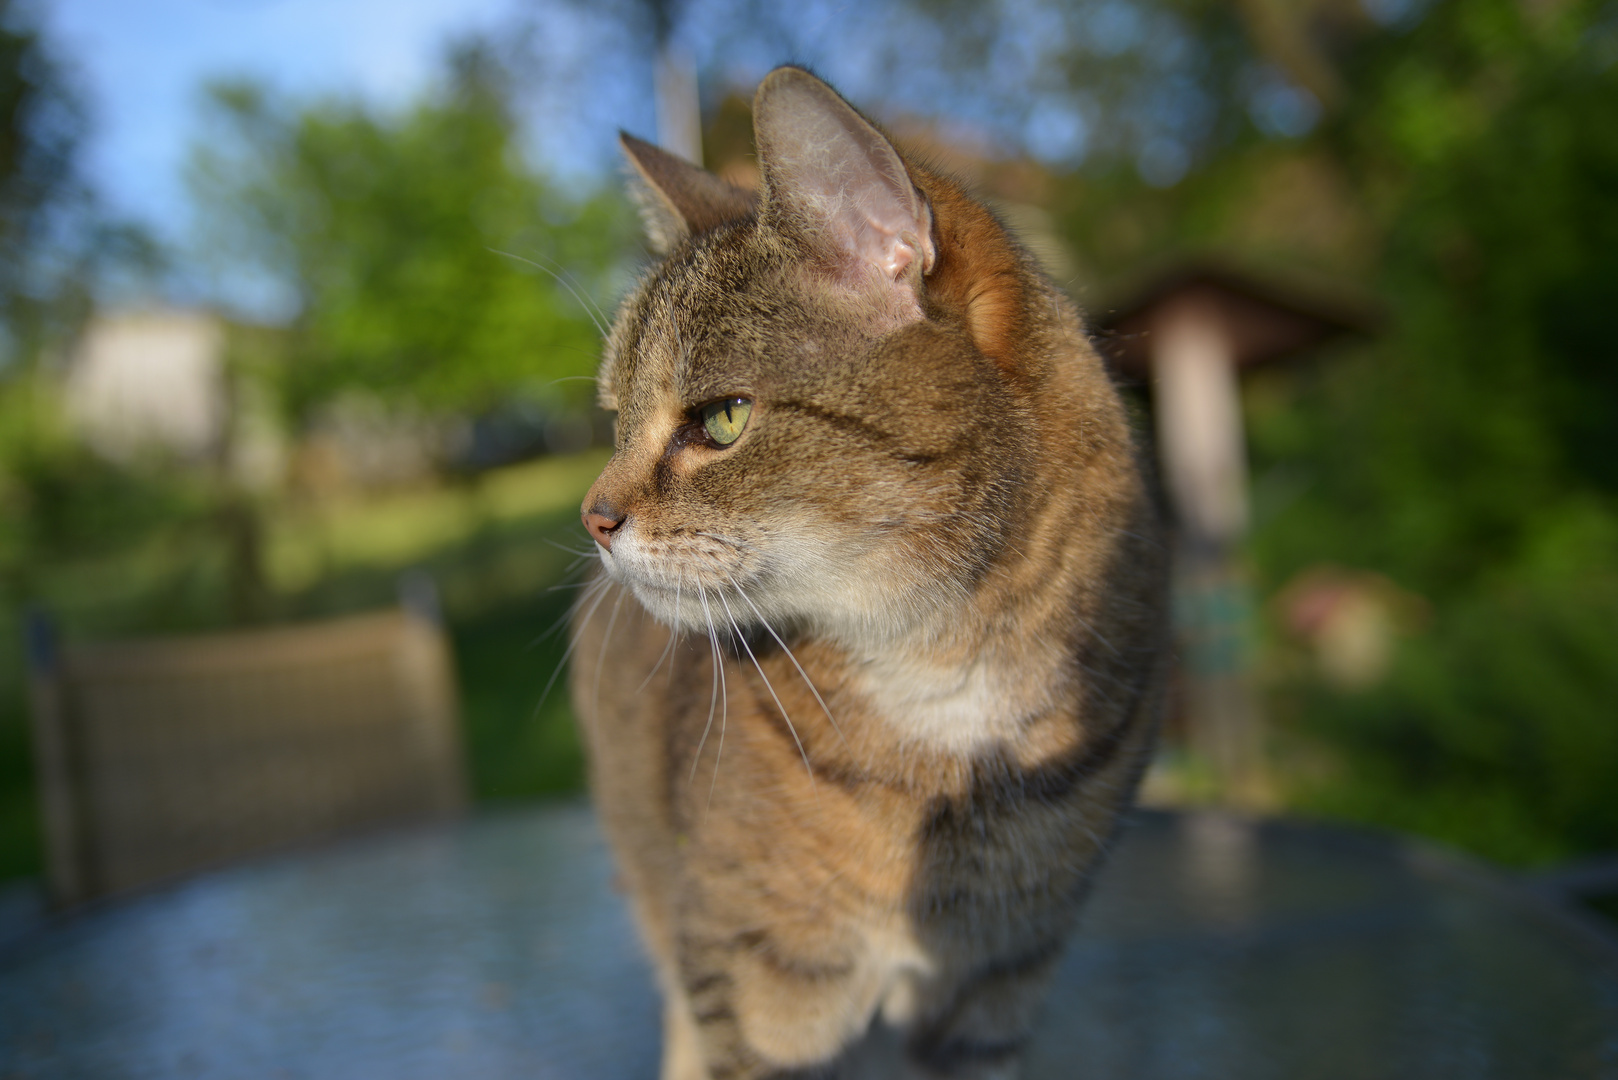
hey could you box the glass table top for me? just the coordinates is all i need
[1,804,1614,1078]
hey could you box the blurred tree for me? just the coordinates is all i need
[1219,0,1618,863]
[0,0,160,371]
[893,0,1617,863]
[0,0,169,604]
[188,38,633,428]
[0,0,87,367]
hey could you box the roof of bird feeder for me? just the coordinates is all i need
[1093,261,1379,382]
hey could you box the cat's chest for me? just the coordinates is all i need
[845,643,1065,756]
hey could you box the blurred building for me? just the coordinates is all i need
[64,310,229,465]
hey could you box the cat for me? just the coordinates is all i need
[569,66,1168,1080]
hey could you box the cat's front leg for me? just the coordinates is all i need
[671,922,892,1080]
[894,949,1065,1080]
[661,984,710,1080]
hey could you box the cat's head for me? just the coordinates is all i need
[582,67,1043,647]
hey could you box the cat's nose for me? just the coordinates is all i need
[583,502,627,551]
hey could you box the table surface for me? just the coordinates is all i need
[2,803,1616,1079]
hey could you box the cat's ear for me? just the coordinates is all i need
[752,67,936,296]
[620,133,758,254]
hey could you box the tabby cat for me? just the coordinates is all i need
[570,66,1167,1080]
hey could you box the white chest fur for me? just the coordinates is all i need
[847,638,1064,756]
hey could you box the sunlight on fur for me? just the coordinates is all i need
[567,66,1168,1080]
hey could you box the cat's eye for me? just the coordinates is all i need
[700,398,752,446]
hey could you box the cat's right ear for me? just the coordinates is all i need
[752,67,936,302]
[620,133,758,255]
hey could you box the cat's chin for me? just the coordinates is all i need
[597,536,964,650]
[620,569,952,658]
[615,570,813,643]
[626,579,714,633]
[600,567,745,634]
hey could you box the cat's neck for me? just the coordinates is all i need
[842,611,1072,757]
[834,320,1132,759]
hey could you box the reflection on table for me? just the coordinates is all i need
[2,804,1615,1078]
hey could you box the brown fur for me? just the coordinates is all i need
[570,67,1167,1080]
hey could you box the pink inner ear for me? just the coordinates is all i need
[856,209,933,282]
[754,70,936,298]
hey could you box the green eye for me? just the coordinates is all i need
[700,397,752,446]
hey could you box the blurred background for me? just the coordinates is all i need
[1,0,1614,899]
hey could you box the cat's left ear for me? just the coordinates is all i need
[620,133,759,255]
[752,67,936,298]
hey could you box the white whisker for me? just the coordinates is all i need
[532,576,612,719]
[544,536,598,559]
[716,588,816,793]
[1073,613,1122,659]
[669,571,683,691]
[694,584,728,816]
[489,248,611,340]
[725,573,856,765]
[594,584,630,715]
[636,606,680,695]
[689,586,720,784]
[532,572,608,646]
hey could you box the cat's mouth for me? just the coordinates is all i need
[600,526,768,632]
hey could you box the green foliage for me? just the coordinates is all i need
[1241,0,1618,862]
[1286,570,1618,866]
[0,377,211,607]
[189,40,634,422]
[0,0,87,366]
[1247,0,1618,590]
[1052,0,1617,864]
[0,33,628,885]
[0,1,162,370]
[454,594,585,802]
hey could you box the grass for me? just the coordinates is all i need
[0,449,610,883]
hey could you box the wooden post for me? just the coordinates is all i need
[1151,295,1267,805]
[24,610,90,906]
[1096,263,1375,807]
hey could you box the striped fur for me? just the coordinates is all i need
[571,67,1167,1079]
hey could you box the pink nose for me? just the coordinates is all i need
[583,504,626,551]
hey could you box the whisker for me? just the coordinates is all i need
[716,589,816,793]
[544,536,597,558]
[689,584,719,783]
[635,608,679,695]
[618,570,681,699]
[695,584,729,816]
[725,573,855,762]
[489,248,611,340]
[530,572,607,646]
[531,576,612,719]
[593,584,630,715]
[1072,614,1123,659]
[669,570,683,691]
[547,579,599,592]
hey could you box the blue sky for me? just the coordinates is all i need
[43,0,529,244]
[38,0,1106,260]
[35,0,1194,318]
